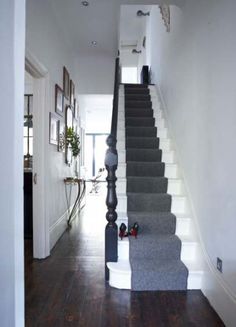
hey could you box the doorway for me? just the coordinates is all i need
[25,52,50,259]
[23,85,33,242]
[85,133,108,178]
[121,66,138,83]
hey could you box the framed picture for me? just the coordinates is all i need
[58,121,65,152]
[49,112,59,145]
[63,66,70,100]
[74,98,78,120]
[70,80,75,105]
[55,84,64,116]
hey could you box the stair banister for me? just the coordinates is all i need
[104,57,120,280]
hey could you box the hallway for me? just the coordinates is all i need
[25,192,224,327]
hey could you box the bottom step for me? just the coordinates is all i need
[107,259,203,290]
[107,261,131,289]
[130,258,188,291]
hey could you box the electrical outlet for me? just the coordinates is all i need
[217,257,223,273]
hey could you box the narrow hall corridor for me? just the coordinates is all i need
[25,192,224,327]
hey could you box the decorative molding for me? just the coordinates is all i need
[25,48,48,78]
[159,4,170,32]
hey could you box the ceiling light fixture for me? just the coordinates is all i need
[132,49,142,54]
[81,1,89,6]
[136,10,150,17]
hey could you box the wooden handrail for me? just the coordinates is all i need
[104,57,120,280]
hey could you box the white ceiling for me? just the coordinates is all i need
[47,0,183,131]
[49,0,183,58]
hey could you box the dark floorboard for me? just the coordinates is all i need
[25,194,225,327]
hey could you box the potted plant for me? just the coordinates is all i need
[66,127,80,158]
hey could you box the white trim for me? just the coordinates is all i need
[49,210,68,250]
[25,49,48,77]
[157,84,236,325]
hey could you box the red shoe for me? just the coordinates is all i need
[119,223,128,240]
[129,222,139,238]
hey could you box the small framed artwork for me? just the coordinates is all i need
[49,112,59,145]
[58,121,65,152]
[74,99,78,120]
[70,80,75,105]
[63,66,70,100]
[55,84,64,116]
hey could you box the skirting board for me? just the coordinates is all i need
[156,84,236,326]
[202,260,236,326]
[49,205,79,250]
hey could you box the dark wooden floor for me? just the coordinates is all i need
[25,194,225,327]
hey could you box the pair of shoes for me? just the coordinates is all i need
[119,222,139,240]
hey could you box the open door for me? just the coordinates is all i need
[25,51,50,259]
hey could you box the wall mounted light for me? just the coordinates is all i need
[132,49,142,54]
[136,10,150,17]
[91,41,97,46]
[81,1,89,6]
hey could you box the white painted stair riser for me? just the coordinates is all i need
[157,127,168,139]
[165,164,179,178]
[171,196,189,214]
[162,150,175,164]
[116,178,126,194]
[117,194,127,212]
[117,140,125,152]
[175,216,192,236]
[107,261,131,290]
[117,163,126,178]
[167,179,183,195]
[159,138,172,151]
[118,150,126,164]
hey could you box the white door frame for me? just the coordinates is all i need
[25,50,50,258]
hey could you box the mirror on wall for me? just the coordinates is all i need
[65,105,73,165]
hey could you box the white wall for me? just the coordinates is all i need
[75,54,115,94]
[26,0,84,251]
[0,0,25,326]
[147,2,236,325]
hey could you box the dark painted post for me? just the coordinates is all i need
[105,134,118,280]
[105,57,120,281]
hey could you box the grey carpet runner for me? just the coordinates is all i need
[125,84,188,291]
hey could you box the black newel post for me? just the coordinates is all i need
[105,134,118,281]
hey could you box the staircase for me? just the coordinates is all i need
[107,83,204,290]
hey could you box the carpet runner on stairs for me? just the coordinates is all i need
[125,84,188,291]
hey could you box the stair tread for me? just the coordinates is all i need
[119,83,189,291]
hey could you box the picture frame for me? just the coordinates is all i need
[55,84,64,116]
[63,66,70,100]
[74,98,78,120]
[58,120,65,152]
[70,79,75,105]
[49,112,59,145]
